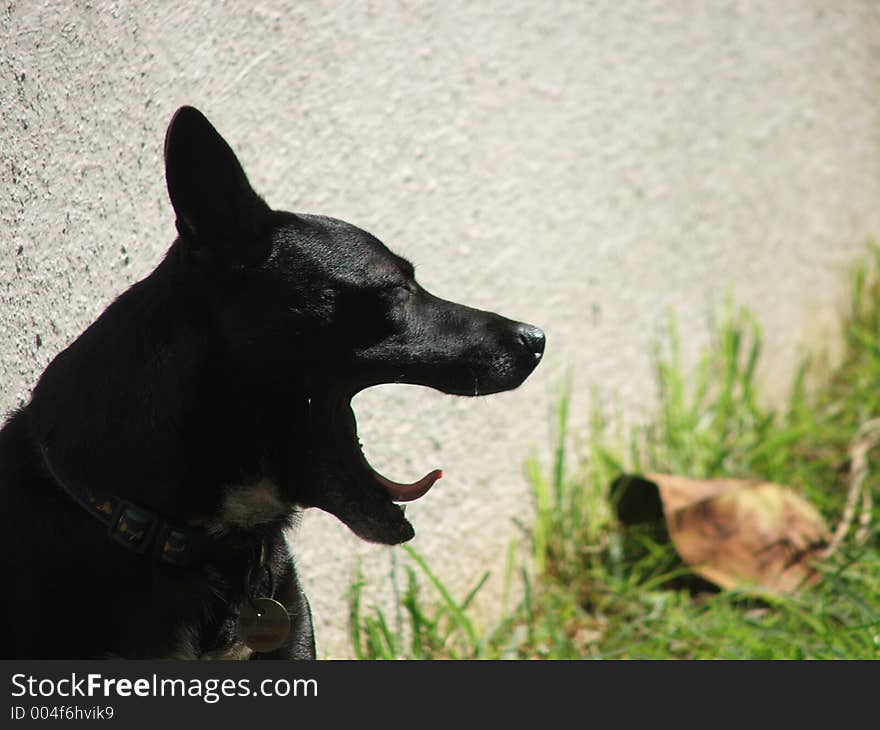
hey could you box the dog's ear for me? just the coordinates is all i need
[164,106,270,264]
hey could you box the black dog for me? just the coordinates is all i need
[0,107,545,659]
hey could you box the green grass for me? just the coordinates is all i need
[348,248,880,660]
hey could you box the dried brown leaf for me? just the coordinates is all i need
[616,474,829,594]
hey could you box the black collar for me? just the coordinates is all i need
[39,444,220,569]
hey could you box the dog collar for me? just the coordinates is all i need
[39,444,209,568]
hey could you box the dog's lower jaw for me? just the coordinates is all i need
[317,465,442,543]
[301,475,416,545]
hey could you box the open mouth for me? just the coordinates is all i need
[296,323,545,544]
[298,394,444,545]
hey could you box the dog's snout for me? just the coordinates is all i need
[515,324,546,360]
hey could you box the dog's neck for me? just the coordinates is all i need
[25,245,305,527]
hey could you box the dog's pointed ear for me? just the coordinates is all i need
[164,106,270,263]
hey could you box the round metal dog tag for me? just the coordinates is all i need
[237,597,290,653]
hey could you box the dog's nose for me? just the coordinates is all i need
[516,324,546,360]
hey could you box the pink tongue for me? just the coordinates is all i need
[374,469,443,503]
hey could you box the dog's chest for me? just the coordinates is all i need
[124,479,291,660]
[167,477,289,661]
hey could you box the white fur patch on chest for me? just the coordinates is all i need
[204,478,287,536]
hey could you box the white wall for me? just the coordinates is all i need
[3,1,880,657]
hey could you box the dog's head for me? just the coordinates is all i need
[164,106,545,544]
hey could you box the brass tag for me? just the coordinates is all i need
[237,597,290,653]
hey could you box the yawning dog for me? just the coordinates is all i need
[0,107,545,658]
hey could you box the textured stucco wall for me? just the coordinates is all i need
[3,1,880,657]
